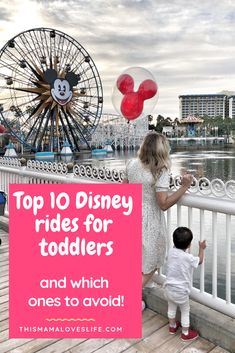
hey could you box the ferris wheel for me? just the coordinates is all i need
[0,27,103,152]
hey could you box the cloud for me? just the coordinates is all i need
[0,0,235,117]
[0,5,12,22]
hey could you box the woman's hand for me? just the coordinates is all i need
[122,178,129,184]
[181,174,193,189]
[156,173,193,211]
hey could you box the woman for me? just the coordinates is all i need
[123,131,192,290]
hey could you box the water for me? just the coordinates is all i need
[170,149,235,181]
[74,147,235,181]
[73,147,235,303]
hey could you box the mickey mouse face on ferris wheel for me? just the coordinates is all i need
[52,79,72,105]
[44,69,79,106]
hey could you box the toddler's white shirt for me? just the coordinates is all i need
[164,247,200,294]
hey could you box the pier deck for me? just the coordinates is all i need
[0,228,230,353]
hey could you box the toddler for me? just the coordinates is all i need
[164,226,206,341]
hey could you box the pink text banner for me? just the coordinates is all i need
[9,184,142,338]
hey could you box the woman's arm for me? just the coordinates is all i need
[156,174,192,211]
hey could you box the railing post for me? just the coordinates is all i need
[212,212,217,298]
[188,206,192,229]
[200,209,205,293]
[226,214,231,304]
[177,204,182,227]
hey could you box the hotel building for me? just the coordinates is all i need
[179,94,228,119]
[228,96,235,119]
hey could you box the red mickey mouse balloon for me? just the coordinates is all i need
[117,74,134,94]
[112,67,158,121]
[138,79,158,100]
[121,92,144,120]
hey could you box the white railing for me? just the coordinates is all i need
[156,194,235,318]
[0,157,234,318]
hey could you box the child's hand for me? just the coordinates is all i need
[199,240,206,249]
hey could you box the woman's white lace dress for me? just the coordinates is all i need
[125,158,170,274]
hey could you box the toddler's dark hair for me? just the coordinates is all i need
[173,227,193,250]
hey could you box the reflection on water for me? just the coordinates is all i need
[170,149,235,181]
[74,147,235,181]
[73,147,235,303]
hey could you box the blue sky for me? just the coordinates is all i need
[1,0,235,118]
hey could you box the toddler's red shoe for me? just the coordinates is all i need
[181,329,199,341]
[169,321,181,334]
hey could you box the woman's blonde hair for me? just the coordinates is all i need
[138,131,171,180]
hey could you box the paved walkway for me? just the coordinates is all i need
[0,228,230,353]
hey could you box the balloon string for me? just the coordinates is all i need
[127,120,130,149]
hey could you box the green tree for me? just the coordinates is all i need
[155,115,173,132]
